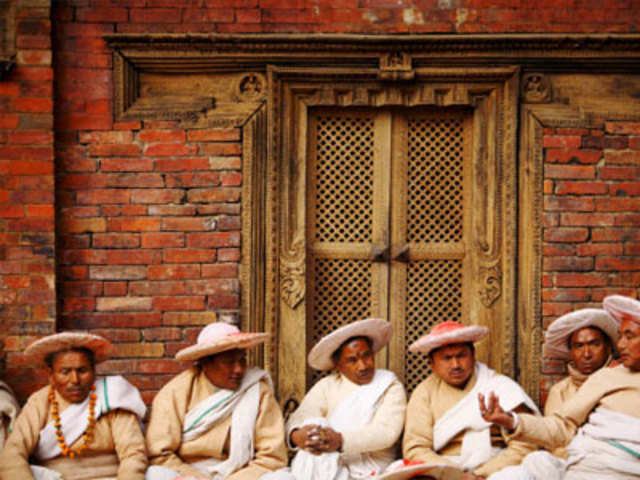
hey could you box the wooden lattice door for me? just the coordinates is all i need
[306,107,473,392]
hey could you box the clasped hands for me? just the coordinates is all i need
[290,424,343,455]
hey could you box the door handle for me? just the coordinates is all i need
[372,245,390,263]
[393,245,410,263]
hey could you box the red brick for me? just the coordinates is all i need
[65,312,162,329]
[164,173,221,188]
[207,294,239,308]
[595,197,640,211]
[544,197,594,212]
[153,296,205,311]
[7,160,53,175]
[543,257,593,272]
[187,232,240,248]
[187,129,241,142]
[610,183,640,196]
[543,228,589,243]
[605,151,640,165]
[62,281,103,297]
[221,172,242,186]
[108,218,161,232]
[131,189,185,204]
[630,137,640,150]
[0,82,20,96]
[560,213,615,227]
[134,359,182,375]
[138,130,185,142]
[209,157,242,170]
[217,248,240,262]
[599,166,640,180]
[546,149,602,164]
[76,7,129,23]
[545,165,596,179]
[105,173,164,188]
[592,228,640,242]
[555,181,607,195]
[201,264,238,278]
[576,243,624,256]
[182,7,235,22]
[148,205,196,216]
[145,143,197,156]
[624,244,640,255]
[185,279,237,295]
[596,257,640,271]
[129,281,186,296]
[57,113,112,131]
[542,289,591,302]
[615,213,640,226]
[26,205,53,218]
[130,8,182,23]
[155,157,209,172]
[59,217,106,233]
[62,297,96,313]
[8,131,53,145]
[199,143,242,156]
[141,232,185,249]
[97,296,152,312]
[164,249,216,263]
[17,50,52,66]
[142,327,182,341]
[93,233,140,248]
[162,217,216,232]
[605,121,640,135]
[88,144,142,157]
[13,97,53,113]
[0,205,24,218]
[76,189,130,205]
[106,250,162,265]
[79,131,133,144]
[100,158,154,172]
[555,273,608,287]
[147,264,200,280]
[162,311,217,326]
[103,282,128,296]
[187,188,241,203]
[0,114,19,128]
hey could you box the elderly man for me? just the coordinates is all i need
[145,322,293,480]
[480,294,640,479]
[0,331,148,480]
[286,318,406,479]
[403,321,538,480]
[0,339,19,450]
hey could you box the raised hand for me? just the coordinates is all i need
[478,391,515,431]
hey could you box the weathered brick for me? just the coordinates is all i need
[185,279,237,295]
[187,129,241,142]
[187,188,241,203]
[147,264,200,279]
[110,343,165,358]
[130,281,186,296]
[544,197,594,212]
[163,248,216,263]
[162,311,217,326]
[576,243,623,256]
[93,233,140,248]
[209,156,242,170]
[89,266,147,280]
[145,143,197,156]
[88,143,142,157]
[605,121,640,135]
[201,264,238,278]
[543,227,589,243]
[138,130,185,142]
[77,189,131,205]
[142,327,182,341]
[555,273,609,287]
[560,213,615,227]
[596,257,640,271]
[207,294,239,308]
[610,183,640,196]
[103,282,128,296]
[543,257,593,272]
[217,248,240,262]
[59,217,106,233]
[141,232,185,248]
[162,217,216,232]
[106,250,162,265]
[131,189,185,204]
[153,296,205,311]
[555,181,607,195]
[187,232,240,248]
[148,205,196,216]
[101,158,154,172]
[164,173,221,188]
[599,166,640,180]
[545,165,596,179]
[605,151,640,165]
[96,297,153,312]
[545,149,602,164]
[155,157,209,172]
[596,197,640,211]
[108,217,161,232]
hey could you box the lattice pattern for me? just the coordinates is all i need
[314,116,374,243]
[308,258,372,386]
[407,117,464,243]
[405,260,463,393]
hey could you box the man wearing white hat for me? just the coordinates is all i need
[485,308,618,480]
[145,322,293,480]
[403,321,538,479]
[0,331,148,480]
[480,294,640,479]
[286,318,406,480]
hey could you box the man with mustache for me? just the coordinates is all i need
[403,321,538,479]
[480,294,640,479]
[0,332,148,480]
[145,322,294,480]
[286,318,406,480]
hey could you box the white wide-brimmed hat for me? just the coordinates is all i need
[24,331,113,366]
[409,321,488,356]
[175,322,269,362]
[377,459,464,480]
[603,295,640,324]
[543,308,618,359]
[307,318,392,371]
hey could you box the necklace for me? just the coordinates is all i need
[49,384,97,459]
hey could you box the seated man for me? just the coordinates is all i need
[287,318,406,479]
[0,331,148,480]
[145,322,293,480]
[480,294,640,480]
[0,339,19,449]
[488,308,618,479]
[403,321,538,480]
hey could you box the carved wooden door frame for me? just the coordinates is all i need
[105,33,640,404]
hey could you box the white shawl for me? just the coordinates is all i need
[35,375,146,461]
[433,362,539,471]
[183,368,268,480]
[291,369,397,480]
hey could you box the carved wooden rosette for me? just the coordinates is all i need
[104,33,640,404]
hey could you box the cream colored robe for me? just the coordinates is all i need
[0,386,147,480]
[511,364,640,451]
[286,371,406,465]
[0,380,19,449]
[145,366,288,480]
[403,370,536,478]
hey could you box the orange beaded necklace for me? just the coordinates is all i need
[48,384,97,459]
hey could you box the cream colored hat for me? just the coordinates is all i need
[543,308,618,359]
[377,459,464,480]
[175,322,269,362]
[24,331,113,366]
[409,321,488,356]
[307,318,392,371]
[603,295,640,325]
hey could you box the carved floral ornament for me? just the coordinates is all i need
[521,73,552,103]
[235,73,266,102]
[280,240,306,309]
[478,263,502,308]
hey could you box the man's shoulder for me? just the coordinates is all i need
[548,375,571,394]
[24,385,49,406]
[154,367,199,398]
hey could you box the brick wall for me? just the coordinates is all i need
[540,122,640,403]
[1,0,639,404]
[0,0,55,401]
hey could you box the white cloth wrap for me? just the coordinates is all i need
[290,369,397,480]
[35,375,146,461]
[182,368,268,479]
[485,450,566,480]
[563,407,640,479]
[433,362,539,471]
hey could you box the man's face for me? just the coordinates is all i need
[48,350,96,404]
[201,348,247,390]
[335,338,375,385]
[430,343,475,389]
[617,318,640,372]
[568,327,610,375]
